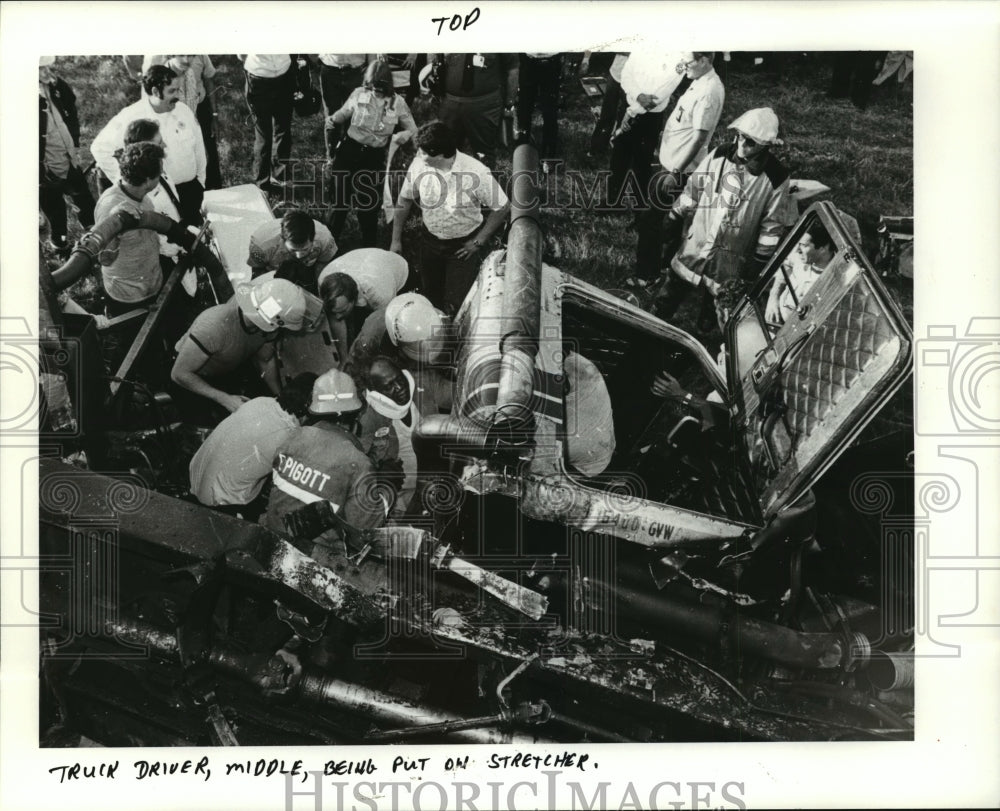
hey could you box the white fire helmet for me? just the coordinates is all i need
[309,369,363,416]
[384,293,444,361]
[235,278,307,333]
[728,107,783,146]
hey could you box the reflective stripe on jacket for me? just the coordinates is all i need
[670,142,797,293]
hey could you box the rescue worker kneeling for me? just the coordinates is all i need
[260,370,393,566]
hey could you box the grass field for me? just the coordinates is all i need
[49,52,913,333]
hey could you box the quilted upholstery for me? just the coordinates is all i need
[749,276,903,514]
[781,282,896,438]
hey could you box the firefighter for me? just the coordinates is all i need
[171,278,308,422]
[654,107,799,334]
[344,292,448,383]
[325,59,418,247]
[260,370,387,564]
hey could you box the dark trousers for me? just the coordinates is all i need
[830,52,881,110]
[439,90,503,168]
[419,227,481,315]
[405,54,429,105]
[195,97,222,190]
[174,178,205,226]
[320,63,366,158]
[608,109,664,210]
[635,170,690,281]
[516,54,562,159]
[245,69,295,184]
[589,74,625,155]
[39,165,96,244]
[327,137,387,248]
[655,274,717,334]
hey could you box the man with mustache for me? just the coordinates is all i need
[90,65,206,225]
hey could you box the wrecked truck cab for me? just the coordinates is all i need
[39,149,916,746]
[418,199,913,556]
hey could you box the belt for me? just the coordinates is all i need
[423,225,479,243]
[245,69,290,80]
[443,89,501,102]
[323,63,364,70]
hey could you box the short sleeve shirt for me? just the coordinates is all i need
[174,299,268,378]
[189,396,299,506]
[336,88,416,149]
[399,151,509,240]
[244,55,291,78]
[94,184,162,303]
[247,218,338,273]
[319,55,367,68]
[317,248,409,310]
[659,68,725,173]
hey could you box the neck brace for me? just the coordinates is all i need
[365,369,414,420]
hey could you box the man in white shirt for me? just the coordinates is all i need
[90,65,206,225]
[242,55,297,187]
[142,55,221,189]
[632,52,725,286]
[608,48,687,211]
[389,122,510,314]
[764,220,837,326]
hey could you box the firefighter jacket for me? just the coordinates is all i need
[670,141,798,294]
[260,421,384,540]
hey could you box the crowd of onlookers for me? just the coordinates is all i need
[39,51,882,555]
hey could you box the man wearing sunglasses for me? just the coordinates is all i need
[655,107,798,334]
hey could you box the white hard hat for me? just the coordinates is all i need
[39,56,56,68]
[234,278,308,333]
[385,293,443,345]
[310,369,363,415]
[728,107,783,146]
